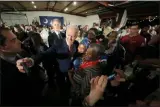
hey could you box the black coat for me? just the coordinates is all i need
[1,58,33,105]
[1,51,47,106]
[48,31,65,47]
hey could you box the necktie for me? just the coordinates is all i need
[58,32,62,39]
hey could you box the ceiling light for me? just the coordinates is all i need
[64,8,68,11]
[34,5,37,8]
[73,2,77,5]
[108,4,114,6]
[86,12,87,13]
[31,1,34,4]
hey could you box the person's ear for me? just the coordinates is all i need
[0,46,7,52]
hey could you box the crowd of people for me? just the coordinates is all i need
[0,18,160,107]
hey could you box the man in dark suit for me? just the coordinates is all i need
[47,19,66,88]
[0,27,47,106]
[16,25,79,106]
[48,19,65,47]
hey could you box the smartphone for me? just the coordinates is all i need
[108,74,116,80]
[16,54,30,74]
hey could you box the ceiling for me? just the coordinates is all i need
[0,1,159,18]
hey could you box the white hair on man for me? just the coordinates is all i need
[50,18,61,25]
[66,25,79,34]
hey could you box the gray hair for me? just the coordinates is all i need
[51,19,61,25]
[66,25,79,34]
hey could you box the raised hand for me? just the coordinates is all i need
[85,75,108,106]
[111,69,126,87]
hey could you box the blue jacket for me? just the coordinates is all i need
[80,37,90,48]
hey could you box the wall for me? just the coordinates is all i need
[85,15,100,28]
[1,11,100,28]
[24,11,86,25]
[1,12,29,26]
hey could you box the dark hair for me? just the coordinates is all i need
[96,35,105,40]
[79,29,84,37]
[14,24,23,32]
[0,27,10,46]
[32,26,37,32]
[82,43,105,62]
[36,25,43,29]
[89,28,98,36]
[30,33,43,47]
[131,23,140,29]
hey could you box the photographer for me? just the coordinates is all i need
[0,27,47,106]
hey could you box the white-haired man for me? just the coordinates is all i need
[16,25,79,106]
[48,18,65,47]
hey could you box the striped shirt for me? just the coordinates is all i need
[73,59,107,98]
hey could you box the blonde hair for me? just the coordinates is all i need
[108,31,118,41]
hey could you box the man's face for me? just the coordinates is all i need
[52,20,61,31]
[142,27,149,32]
[88,30,95,40]
[66,27,77,44]
[0,30,22,54]
[130,25,139,35]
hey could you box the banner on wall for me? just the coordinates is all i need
[39,16,64,26]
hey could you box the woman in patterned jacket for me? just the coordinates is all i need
[69,43,107,106]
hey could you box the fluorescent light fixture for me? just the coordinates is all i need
[73,2,77,5]
[64,8,68,11]
[31,1,34,4]
[34,5,37,8]
[108,4,114,6]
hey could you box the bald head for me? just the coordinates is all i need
[66,25,78,44]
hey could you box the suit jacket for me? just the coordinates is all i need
[32,39,79,72]
[1,49,48,106]
[48,31,65,47]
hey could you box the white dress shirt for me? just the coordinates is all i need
[40,28,49,47]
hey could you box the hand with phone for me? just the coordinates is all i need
[110,69,126,87]
[16,58,34,73]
